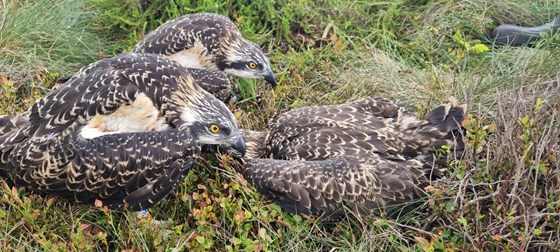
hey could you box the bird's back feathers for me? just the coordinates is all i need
[242,97,467,218]
[263,97,466,165]
[132,13,241,62]
[57,66,232,103]
[9,129,196,210]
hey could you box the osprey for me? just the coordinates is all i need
[133,13,276,87]
[0,53,246,211]
[234,97,467,218]
[52,57,233,138]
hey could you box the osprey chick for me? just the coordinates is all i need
[133,13,276,87]
[237,97,467,218]
[0,53,245,211]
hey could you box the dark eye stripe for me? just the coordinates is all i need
[221,127,231,135]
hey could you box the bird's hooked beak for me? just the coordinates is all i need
[231,136,246,158]
[201,136,246,158]
[263,70,277,88]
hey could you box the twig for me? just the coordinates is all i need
[461,186,501,211]
[386,219,437,238]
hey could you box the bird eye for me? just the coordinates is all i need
[209,124,221,133]
[248,61,257,69]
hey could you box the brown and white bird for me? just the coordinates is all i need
[51,56,234,138]
[232,97,466,218]
[0,53,245,211]
[133,13,277,87]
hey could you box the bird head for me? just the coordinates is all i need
[170,75,246,158]
[123,53,246,157]
[216,40,276,88]
[200,128,265,160]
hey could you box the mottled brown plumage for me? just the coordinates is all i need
[245,157,430,218]
[53,64,234,137]
[0,115,28,137]
[56,64,232,103]
[240,97,467,218]
[188,68,232,102]
[133,13,276,87]
[0,53,245,211]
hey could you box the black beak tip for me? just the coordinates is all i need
[264,74,277,88]
[232,137,246,158]
[201,138,246,158]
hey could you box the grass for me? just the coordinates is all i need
[1,0,560,251]
[0,0,105,114]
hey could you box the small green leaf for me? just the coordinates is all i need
[245,243,256,251]
[534,228,543,235]
[471,43,489,53]
[258,228,267,240]
[196,236,206,245]
[48,72,60,80]
[458,217,468,227]
[519,116,529,126]
[538,162,548,175]
[453,30,465,45]
[231,237,243,245]
[535,98,545,112]
[373,218,389,227]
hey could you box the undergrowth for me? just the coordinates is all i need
[1,0,560,251]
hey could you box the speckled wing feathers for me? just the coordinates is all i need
[244,157,430,218]
[0,115,29,177]
[264,97,465,164]
[188,68,232,101]
[265,97,409,162]
[10,129,196,210]
[55,59,232,103]
[0,115,29,136]
[28,53,203,141]
[133,13,240,57]
[0,53,207,210]
[243,97,467,218]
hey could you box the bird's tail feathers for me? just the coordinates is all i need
[422,97,467,133]
[400,97,467,165]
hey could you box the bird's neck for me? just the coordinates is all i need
[239,129,267,158]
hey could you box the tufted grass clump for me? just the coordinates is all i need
[0,0,106,113]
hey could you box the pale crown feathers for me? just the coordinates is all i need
[172,79,245,157]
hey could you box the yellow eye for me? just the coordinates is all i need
[209,124,220,133]
[248,61,257,69]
